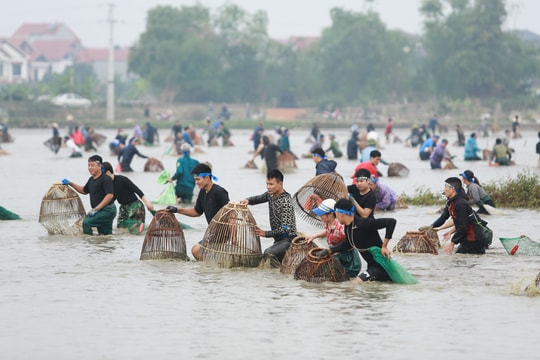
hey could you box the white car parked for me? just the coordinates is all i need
[51,93,92,108]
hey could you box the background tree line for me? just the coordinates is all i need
[2,0,539,115]
[127,0,540,111]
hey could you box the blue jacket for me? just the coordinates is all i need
[464,137,480,158]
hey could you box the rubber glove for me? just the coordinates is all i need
[61,178,70,185]
[418,225,433,232]
[87,208,98,217]
[166,206,178,213]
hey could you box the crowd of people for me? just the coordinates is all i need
[3,107,537,286]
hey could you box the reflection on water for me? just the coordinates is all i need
[0,128,539,359]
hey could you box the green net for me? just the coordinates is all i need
[499,236,540,256]
[0,206,21,220]
[369,247,419,284]
[153,183,177,205]
[157,170,171,185]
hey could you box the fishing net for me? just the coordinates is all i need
[369,247,418,284]
[0,205,21,220]
[91,133,107,147]
[387,162,409,177]
[38,183,86,235]
[294,248,349,283]
[280,236,318,275]
[43,137,62,154]
[500,235,540,256]
[292,173,348,226]
[140,210,188,260]
[153,183,177,205]
[393,230,439,255]
[277,151,297,172]
[144,157,165,172]
[199,201,262,268]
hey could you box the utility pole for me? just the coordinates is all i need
[106,3,116,123]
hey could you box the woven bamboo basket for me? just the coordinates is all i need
[144,157,165,172]
[387,162,409,177]
[294,248,349,283]
[39,183,86,235]
[280,236,317,275]
[199,201,262,268]
[140,210,188,260]
[393,230,439,255]
[292,173,347,226]
[277,151,297,172]
[91,132,107,147]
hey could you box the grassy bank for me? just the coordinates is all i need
[2,100,539,131]
[399,170,540,208]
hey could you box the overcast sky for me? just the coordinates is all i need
[1,0,537,48]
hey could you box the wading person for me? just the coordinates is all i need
[347,168,376,218]
[423,177,486,255]
[314,198,395,283]
[240,169,297,264]
[62,155,116,235]
[166,163,229,260]
[311,148,337,175]
[305,199,361,278]
[117,137,148,172]
[102,162,155,233]
[368,176,398,211]
[252,135,282,173]
[169,143,199,204]
[460,170,495,215]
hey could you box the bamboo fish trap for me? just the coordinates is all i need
[292,173,347,226]
[277,151,297,172]
[387,162,409,177]
[39,183,86,235]
[294,248,349,283]
[199,201,262,268]
[144,157,165,172]
[140,210,189,260]
[393,230,440,255]
[280,236,317,275]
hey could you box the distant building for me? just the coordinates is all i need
[77,47,131,83]
[0,38,30,84]
[10,22,81,82]
[6,22,130,84]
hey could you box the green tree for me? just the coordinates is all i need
[213,4,270,102]
[129,5,222,102]
[316,8,414,103]
[420,0,540,99]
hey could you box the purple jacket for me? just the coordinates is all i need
[374,182,398,210]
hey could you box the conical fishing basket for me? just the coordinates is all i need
[499,236,540,256]
[277,151,297,172]
[0,205,21,220]
[38,183,86,235]
[292,173,347,226]
[199,201,262,268]
[280,236,317,275]
[140,210,188,260]
[294,248,349,283]
[393,230,438,255]
[387,162,409,177]
[425,229,440,248]
[144,157,164,172]
[92,133,107,147]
